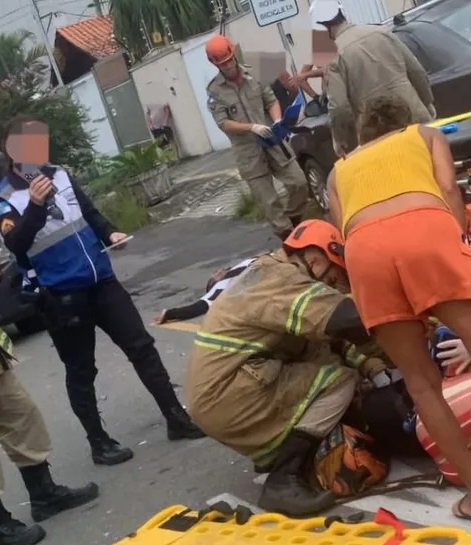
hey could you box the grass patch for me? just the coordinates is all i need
[234,192,265,222]
[97,188,150,233]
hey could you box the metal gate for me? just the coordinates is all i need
[93,53,152,149]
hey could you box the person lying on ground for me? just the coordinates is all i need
[154,257,257,324]
[327,93,471,520]
[185,219,390,518]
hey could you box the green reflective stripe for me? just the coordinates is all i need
[345,344,367,369]
[286,283,325,336]
[251,364,344,469]
[0,329,13,358]
[195,331,266,355]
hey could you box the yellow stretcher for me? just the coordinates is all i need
[113,504,471,545]
[428,111,471,129]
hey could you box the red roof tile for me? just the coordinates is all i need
[56,15,119,59]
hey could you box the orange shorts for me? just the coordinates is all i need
[345,207,471,331]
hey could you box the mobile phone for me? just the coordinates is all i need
[101,235,134,253]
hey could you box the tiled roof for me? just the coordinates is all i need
[56,15,119,59]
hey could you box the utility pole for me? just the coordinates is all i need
[93,0,104,17]
[28,0,65,87]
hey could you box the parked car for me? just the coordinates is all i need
[291,0,471,211]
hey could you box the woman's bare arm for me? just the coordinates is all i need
[327,170,343,231]
[423,126,466,231]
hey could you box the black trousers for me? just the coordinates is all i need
[47,278,181,443]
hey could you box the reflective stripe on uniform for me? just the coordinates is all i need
[0,329,14,359]
[251,364,344,469]
[194,331,267,355]
[286,282,327,336]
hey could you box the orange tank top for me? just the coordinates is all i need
[335,124,446,234]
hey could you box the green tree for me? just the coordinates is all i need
[110,0,215,61]
[0,30,48,90]
[0,30,94,173]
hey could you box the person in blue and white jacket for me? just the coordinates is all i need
[0,116,204,467]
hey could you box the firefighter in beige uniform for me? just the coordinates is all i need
[186,220,390,517]
[0,329,97,545]
[206,35,308,239]
[309,0,435,155]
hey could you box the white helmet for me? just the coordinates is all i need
[309,0,345,30]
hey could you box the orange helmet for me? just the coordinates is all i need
[283,219,345,269]
[206,35,236,66]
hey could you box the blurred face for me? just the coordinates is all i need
[304,247,349,293]
[218,58,239,81]
[5,120,49,166]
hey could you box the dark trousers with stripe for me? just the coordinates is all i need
[47,278,181,444]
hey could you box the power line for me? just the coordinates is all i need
[27,0,64,86]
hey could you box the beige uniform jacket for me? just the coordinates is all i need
[327,24,433,148]
[185,250,385,465]
[207,67,295,180]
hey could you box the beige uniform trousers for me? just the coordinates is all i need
[247,160,308,236]
[0,370,51,493]
[295,368,357,438]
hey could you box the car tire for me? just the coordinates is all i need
[16,314,47,335]
[303,158,329,212]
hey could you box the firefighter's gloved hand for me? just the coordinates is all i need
[251,124,273,139]
[437,338,471,374]
[427,104,437,120]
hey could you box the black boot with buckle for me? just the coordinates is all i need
[258,430,335,517]
[0,500,44,545]
[19,462,99,523]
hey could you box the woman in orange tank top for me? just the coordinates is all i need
[328,95,471,520]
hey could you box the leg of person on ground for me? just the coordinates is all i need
[93,278,205,440]
[259,368,357,516]
[246,174,293,240]
[49,320,133,465]
[271,160,308,227]
[374,319,471,518]
[0,370,98,526]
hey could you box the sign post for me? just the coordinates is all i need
[248,0,299,73]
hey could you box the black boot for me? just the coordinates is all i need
[166,405,206,441]
[89,435,134,466]
[19,462,99,523]
[0,501,44,545]
[258,430,335,517]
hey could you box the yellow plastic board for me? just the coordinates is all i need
[114,505,471,545]
[428,111,471,128]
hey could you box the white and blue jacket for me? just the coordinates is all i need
[0,167,115,292]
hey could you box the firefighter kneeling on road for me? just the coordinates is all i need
[185,220,389,517]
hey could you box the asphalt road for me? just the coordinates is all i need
[5,216,471,545]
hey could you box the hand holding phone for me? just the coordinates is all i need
[29,175,54,206]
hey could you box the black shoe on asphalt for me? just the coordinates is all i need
[0,501,45,545]
[0,519,45,545]
[91,438,134,466]
[19,461,100,523]
[30,482,99,523]
[166,407,206,441]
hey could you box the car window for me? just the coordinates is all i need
[440,4,471,43]
[395,31,434,73]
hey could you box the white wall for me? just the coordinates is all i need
[68,72,120,157]
[131,49,213,157]
[181,34,231,151]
